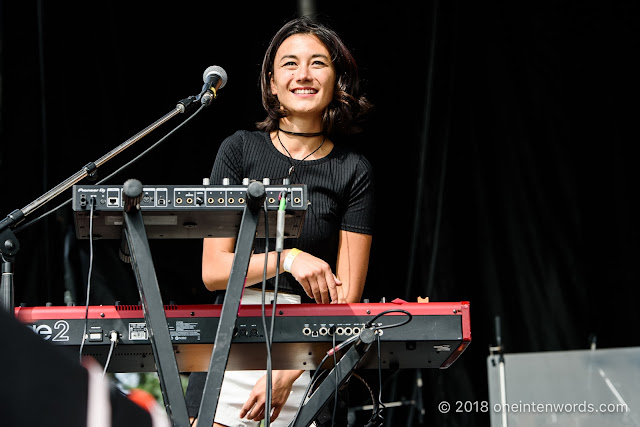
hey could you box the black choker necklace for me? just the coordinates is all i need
[278,127,324,137]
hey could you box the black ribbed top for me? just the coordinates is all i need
[209,130,374,299]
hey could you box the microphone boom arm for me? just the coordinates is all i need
[0,97,195,312]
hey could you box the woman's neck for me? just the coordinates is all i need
[278,116,323,136]
[272,118,331,160]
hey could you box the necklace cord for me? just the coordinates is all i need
[277,130,326,177]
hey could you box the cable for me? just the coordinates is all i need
[262,251,282,426]
[102,331,119,378]
[269,192,288,353]
[364,309,413,331]
[373,333,385,426]
[263,189,289,425]
[99,105,206,184]
[269,192,287,347]
[78,198,96,363]
[13,198,72,235]
[350,373,380,427]
[364,311,414,426]
[261,199,273,427]
[13,104,206,234]
[331,327,338,427]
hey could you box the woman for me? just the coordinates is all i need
[187,16,374,426]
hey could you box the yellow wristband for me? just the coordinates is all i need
[283,248,302,273]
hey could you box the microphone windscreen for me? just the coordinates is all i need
[202,65,228,89]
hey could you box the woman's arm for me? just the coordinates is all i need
[335,230,373,304]
[202,237,283,290]
[201,237,342,303]
[240,369,305,422]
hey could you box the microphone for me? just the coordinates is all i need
[199,65,228,106]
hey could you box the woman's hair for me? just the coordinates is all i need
[256,16,372,135]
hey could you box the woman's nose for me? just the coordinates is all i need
[295,64,312,81]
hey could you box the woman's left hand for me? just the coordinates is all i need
[287,250,342,304]
[239,370,303,422]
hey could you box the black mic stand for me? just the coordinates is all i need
[0,96,199,314]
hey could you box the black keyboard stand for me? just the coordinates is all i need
[289,328,375,427]
[121,180,190,427]
[121,179,266,427]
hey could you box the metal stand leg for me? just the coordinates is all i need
[290,329,376,427]
[196,182,266,427]
[490,315,508,427]
[406,368,424,426]
[121,180,190,427]
[1,255,15,313]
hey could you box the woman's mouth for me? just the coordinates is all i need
[292,88,318,95]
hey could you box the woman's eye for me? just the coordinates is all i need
[283,61,297,67]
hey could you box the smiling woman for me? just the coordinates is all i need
[186,15,374,427]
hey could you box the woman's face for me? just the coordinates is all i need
[270,33,336,120]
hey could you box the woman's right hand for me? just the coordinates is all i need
[287,250,342,304]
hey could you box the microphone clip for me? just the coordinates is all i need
[177,96,199,114]
[200,88,217,106]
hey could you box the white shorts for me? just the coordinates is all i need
[213,288,311,427]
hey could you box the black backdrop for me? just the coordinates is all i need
[1,1,639,426]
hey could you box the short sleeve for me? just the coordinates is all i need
[209,131,245,185]
[341,155,374,235]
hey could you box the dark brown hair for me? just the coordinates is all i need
[256,16,372,135]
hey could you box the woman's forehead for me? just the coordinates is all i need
[275,34,331,59]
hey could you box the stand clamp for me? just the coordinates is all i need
[0,210,23,313]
